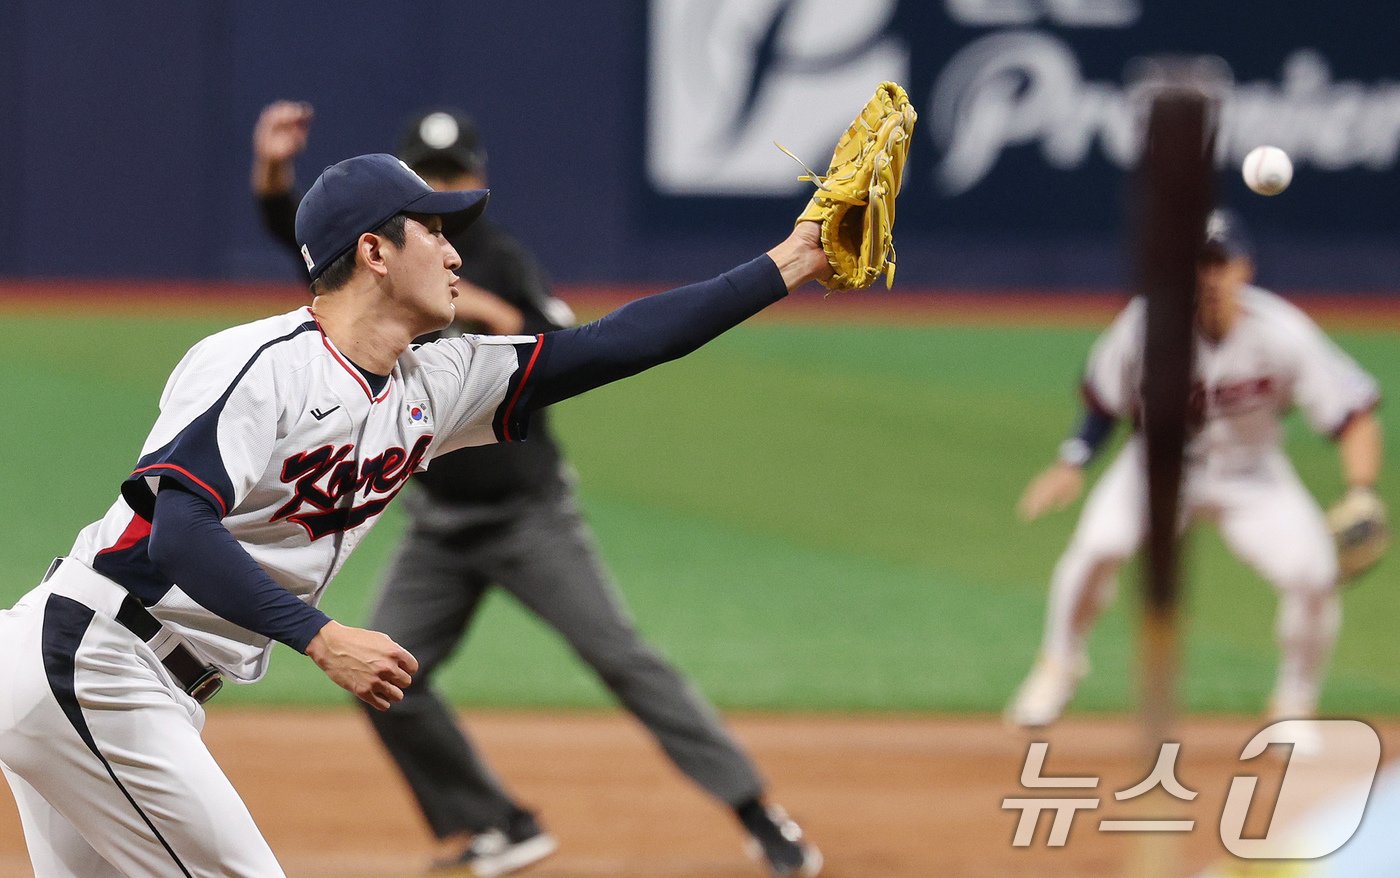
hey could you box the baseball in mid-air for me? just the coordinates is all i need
[1242,146,1293,196]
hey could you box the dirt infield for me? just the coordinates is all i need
[1,710,1394,878]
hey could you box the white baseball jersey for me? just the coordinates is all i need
[1083,286,1379,473]
[1018,286,1380,728]
[66,306,535,682]
[0,256,785,878]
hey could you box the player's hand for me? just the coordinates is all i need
[251,100,314,195]
[767,221,833,291]
[305,620,419,711]
[1017,462,1085,522]
[254,100,314,163]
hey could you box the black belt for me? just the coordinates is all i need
[45,559,223,704]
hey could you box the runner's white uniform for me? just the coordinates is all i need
[0,307,536,877]
[1021,286,1378,726]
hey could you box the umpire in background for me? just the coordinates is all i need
[249,102,821,878]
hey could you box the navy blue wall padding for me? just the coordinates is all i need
[4,1,1400,290]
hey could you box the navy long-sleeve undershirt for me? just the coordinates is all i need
[148,481,332,653]
[523,254,788,409]
[1072,407,1117,458]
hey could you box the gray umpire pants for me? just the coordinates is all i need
[362,482,764,838]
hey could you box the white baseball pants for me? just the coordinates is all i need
[1039,437,1340,704]
[0,560,284,878]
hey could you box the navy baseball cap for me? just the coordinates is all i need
[1202,208,1253,260]
[294,153,489,282]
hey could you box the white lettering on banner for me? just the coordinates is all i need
[945,0,1140,28]
[646,0,908,194]
[930,31,1136,195]
[932,33,1400,194]
[647,0,1400,198]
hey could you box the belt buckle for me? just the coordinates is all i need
[187,669,223,704]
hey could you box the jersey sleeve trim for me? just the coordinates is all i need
[96,514,153,557]
[90,510,177,603]
[130,464,229,517]
[122,320,317,520]
[492,334,545,443]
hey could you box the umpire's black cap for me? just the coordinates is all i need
[397,109,486,175]
[1202,208,1253,260]
[295,154,489,282]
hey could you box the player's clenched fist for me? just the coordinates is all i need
[251,100,314,196]
[306,620,420,711]
[253,100,313,162]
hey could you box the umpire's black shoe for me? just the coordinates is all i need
[431,810,558,877]
[741,803,823,877]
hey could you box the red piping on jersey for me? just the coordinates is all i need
[500,334,545,442]
[131,464,229,517]
[96,514,153,555]
[306,307,394,403]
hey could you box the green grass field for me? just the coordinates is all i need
[1,311,1396,715]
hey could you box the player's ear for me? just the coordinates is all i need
[357,231,391,280]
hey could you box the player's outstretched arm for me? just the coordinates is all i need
[1329,410,1388,581]
[1018,463,1085,522]
[1017,406,1116,521]
[515,223,830,410]
[1338,409,1382,491]
[767,222,834,290]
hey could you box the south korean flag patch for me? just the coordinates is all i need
[405,399,433,429]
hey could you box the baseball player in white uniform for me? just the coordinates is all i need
[1006,209,1383,729]
[0,154,832,877]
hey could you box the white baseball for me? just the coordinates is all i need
[1242,146,1293,196]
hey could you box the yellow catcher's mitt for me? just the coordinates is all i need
[1327,487,1389,582]
[788,81,917,292]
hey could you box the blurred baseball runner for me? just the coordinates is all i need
[1007,209,1384,729]
[0,154,835,878]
